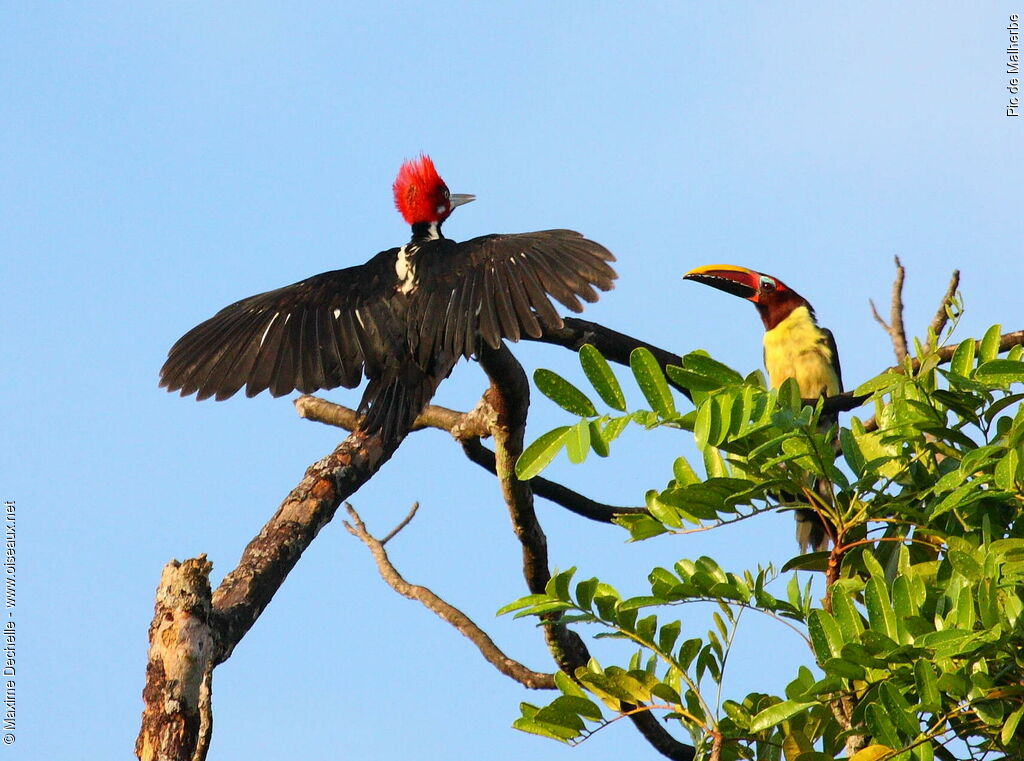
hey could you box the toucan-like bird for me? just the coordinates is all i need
[160,156,617,442]
[683,264,841,551]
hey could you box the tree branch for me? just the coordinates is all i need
[343,501,556,689]
[298,394,647,524]
[869,255,909,363]
[529,317,692,400]
[476,343,695,761]
[295,394,491,440]
[924,269,961,354]
[209,429,404,665]
[460,439,647,523]
[136,556,216,761]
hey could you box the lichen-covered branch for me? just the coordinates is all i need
[343,501,556,689]
[209,429,403,664]
[139,427,406,759]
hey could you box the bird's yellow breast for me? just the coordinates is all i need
[762,306,840,397]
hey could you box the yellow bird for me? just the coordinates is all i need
[683,264,841,551]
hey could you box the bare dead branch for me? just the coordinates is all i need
[295,394,491,440]
[924,270,961,354]
[869,256,909,363]
[343,502,556,689]
[381,501,420,545]
[889,256,908,360]
[137,556,216,761]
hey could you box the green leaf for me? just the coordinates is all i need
[841,428,866,477]
[703,446,729,479]
[948,549,983,580]
[983,392,1024,424]
[914,659,941,712]
[822,657,866,680]
[808,609,844,660]
[979,324,1002,363]
[512,715,579,742]
[658,620,682,654]
[534,369,598,417]
[855,371,902,396]
[516,427,571,479]
[601,416,631,444]
[864,576,899,643]
[666,365,722,394]
[588,420,609,457]
[575,578,598,611]
[579,344,627,411]
[748,699,817,733]
[976,359,1024,385]
[672,456,700,486]
[564,420,591,464]
[1002,703,1024,746]
[679,352,745,386]
[949,338,976,377]
[630,348,676,417]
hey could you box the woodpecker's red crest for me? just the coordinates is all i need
[393,155,455,224]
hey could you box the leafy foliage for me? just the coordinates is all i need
[509,334,1024,760]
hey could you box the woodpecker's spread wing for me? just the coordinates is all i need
[159,249,407,401]
[412,230,617,364]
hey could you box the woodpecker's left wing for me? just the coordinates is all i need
[412,229,617,364]
[159,250,408,401]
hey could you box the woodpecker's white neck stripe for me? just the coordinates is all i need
[395,244,417,295]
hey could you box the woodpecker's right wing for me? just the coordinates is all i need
[412,229,617,364]
[159,249,407,401]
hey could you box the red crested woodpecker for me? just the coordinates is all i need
[683,264,841,551]
[161,156,617,442]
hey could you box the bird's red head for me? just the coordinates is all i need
[683,264,810,330]
[393,155,475,226]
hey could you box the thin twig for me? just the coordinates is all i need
[924,270,961,354]
[870,256,909,363]
[460,439,647,523]
[343,502,556,689]
[381,502,420,545]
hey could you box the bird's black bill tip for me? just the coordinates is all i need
[683,272,758,300]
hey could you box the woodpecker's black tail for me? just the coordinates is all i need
[356,358,453,444]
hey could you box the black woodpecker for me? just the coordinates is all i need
[161,155,617,443]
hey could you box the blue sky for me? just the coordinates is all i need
[4,3,1021,759]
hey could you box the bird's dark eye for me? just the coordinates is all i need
[760,277,776,291]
